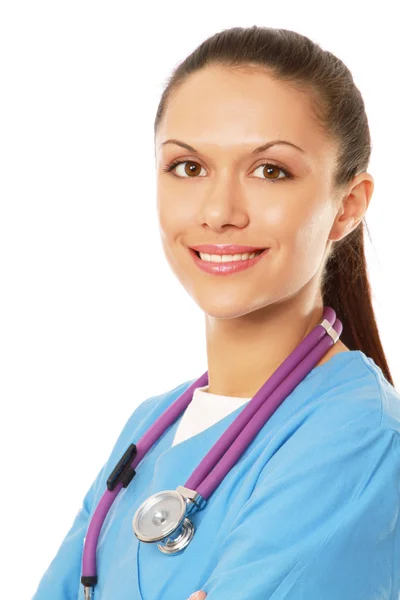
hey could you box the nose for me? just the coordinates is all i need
[196,174,249,231]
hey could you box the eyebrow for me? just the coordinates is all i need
[161,138,305,155]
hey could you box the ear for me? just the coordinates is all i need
[328,172,374,242]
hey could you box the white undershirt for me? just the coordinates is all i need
[171,384,251,447]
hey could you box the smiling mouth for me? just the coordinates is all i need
[193,249,267,261]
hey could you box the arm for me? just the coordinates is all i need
[31,463,106,600]
[198,425,400,600]
[31,394,159,599]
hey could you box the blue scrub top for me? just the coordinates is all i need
[32,350,400,599]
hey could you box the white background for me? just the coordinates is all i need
[0,2,398,598]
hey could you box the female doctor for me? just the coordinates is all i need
[33,25,400,600]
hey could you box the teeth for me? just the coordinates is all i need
[199,250,263,262]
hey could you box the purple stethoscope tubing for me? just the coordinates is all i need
[81,306,342,581]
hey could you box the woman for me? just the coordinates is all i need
[33,25,400,600]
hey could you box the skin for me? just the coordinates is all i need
[154,65,374,597]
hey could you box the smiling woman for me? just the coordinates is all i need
[33,25,399,600]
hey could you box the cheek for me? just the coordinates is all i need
[156,190,195,283]
[157,189,194,241]
[266,199,330,283]
[269,193,328,248]
[295,202,331,257]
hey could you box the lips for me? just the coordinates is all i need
[188,246,270,275]
[190,244,268,255]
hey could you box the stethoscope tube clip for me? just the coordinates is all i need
[106,443,137,491]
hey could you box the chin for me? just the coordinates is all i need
[196,297,272,320]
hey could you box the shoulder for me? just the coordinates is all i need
[250,351,400,483]
[250,352,400,506]
[316,350,400,438]
[356,350,400,435]
[108,377,196,453]
[88,378,196,500]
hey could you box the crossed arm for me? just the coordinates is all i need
[185,426,400,600]
[32,409,400,599]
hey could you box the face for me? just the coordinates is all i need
[154,66,341,319]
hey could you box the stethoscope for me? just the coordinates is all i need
[81,306,342,599]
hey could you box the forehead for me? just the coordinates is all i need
[156,66,335,161]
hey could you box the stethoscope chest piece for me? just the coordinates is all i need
[132,489,196,554]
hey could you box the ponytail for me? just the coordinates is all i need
[322,221,394,386]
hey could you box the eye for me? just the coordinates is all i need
[252,163,291,183]
[163,160,207,178]
[162,160,293,183]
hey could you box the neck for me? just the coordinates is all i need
[205,290,331,399]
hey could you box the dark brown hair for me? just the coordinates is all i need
[154,25,394,387]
